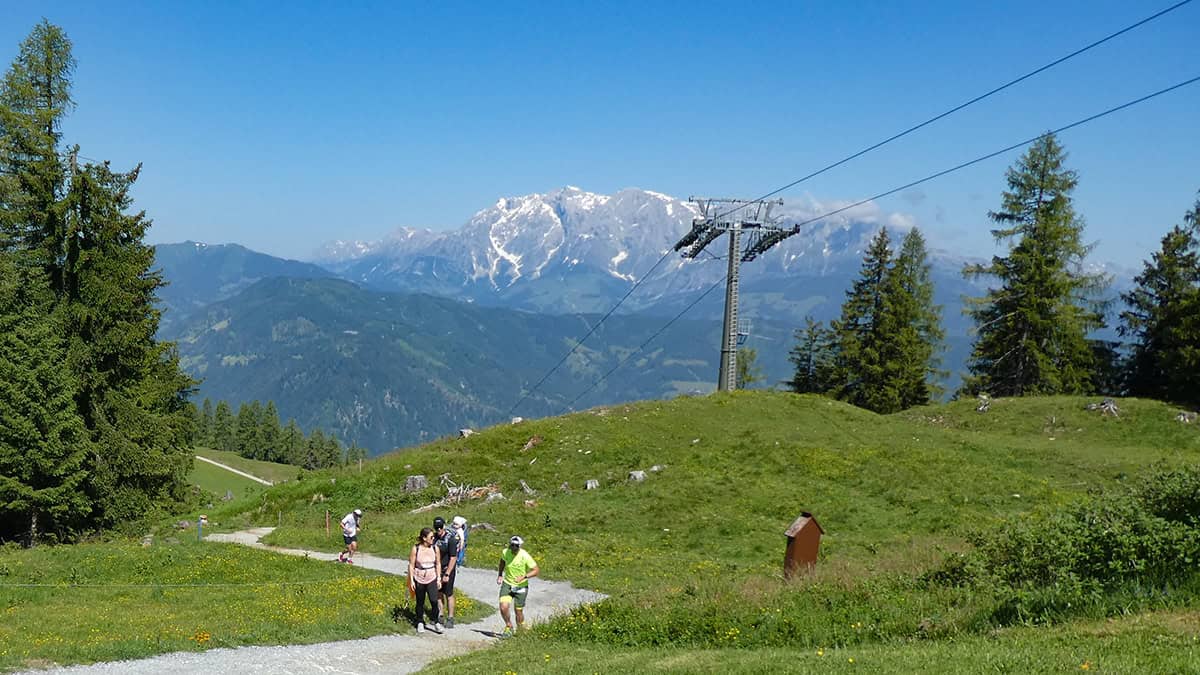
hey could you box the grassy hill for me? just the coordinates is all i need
[187,448,301,501]
[7,392,1198,672]
[193,447,299,485]
[202,391,1200,672]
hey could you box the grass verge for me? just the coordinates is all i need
[0,537,487,671]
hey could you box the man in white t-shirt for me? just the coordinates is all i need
[338,509,363,564]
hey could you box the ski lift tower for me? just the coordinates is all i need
[673,197,792,392]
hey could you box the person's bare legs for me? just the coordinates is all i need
[499,597,513,631]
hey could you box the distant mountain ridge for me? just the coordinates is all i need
[163,276,796,453]
[154,242,335,329]
[311,186,974,320]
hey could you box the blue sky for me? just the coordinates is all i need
[1,1,1197,267]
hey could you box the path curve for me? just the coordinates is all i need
[194,455,273,485]
[34,528,605,675]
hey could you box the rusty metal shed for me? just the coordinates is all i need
[783,511,823,578]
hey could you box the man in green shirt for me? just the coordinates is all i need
[496,535,539,636]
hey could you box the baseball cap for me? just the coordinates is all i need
[353,509,363,517]
[451,515,467,528]
[509,535,523,546]
[433,517,446,528]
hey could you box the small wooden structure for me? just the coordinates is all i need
[783,511,823,578]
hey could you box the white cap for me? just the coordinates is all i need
[452,515,467,528]
[353,509,362,516]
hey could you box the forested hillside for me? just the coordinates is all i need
[165,276,796,452]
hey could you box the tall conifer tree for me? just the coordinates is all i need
[886,228,945,407]
[0,249,89,544]
[260,401,283,462]
[962,134,1107,396]
[0,21,195,530]
[212,400,235,453]
[830,229,902,412]
[199,398,214,447]
[1119,193,1200,406]
[787,317,834,394]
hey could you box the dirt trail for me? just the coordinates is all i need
[34,528,605,674]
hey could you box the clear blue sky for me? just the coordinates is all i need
[2,1,1197,267]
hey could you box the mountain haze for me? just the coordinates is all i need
[154,241,335,329]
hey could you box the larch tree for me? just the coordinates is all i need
[735,347,765,389]
[962,134,1107,397]
[885,228,945,407]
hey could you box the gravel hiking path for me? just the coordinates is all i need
[33,528,605,675]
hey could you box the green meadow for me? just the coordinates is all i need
[4,391,1199,672]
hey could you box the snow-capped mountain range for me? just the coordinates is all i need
[313,186,965,318]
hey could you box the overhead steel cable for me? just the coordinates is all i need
[557,74,1200,411]
[707,0,1194,223]
[506,248,680,416]
[505,2,1190,414]
[559,274,728,414]
[780,74,1200,233]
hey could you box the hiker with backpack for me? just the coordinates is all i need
[452,515,468,567]
[408,527,442,634]
[433,516,463,628]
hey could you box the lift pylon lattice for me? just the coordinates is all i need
[674,197,793,392]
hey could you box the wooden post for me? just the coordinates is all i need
[325,510,330,538]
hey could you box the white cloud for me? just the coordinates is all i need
[887,213,917,230]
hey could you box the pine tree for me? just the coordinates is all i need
[788,317,834,394]
[199,398,214,447]
[0,249,89,544]
[886,228,945,407]
[260,401,282,463]
[830,229,902,412]
[0,21,72,286]
[323,435,343,469]
[1119,193,1200,406]
[235,402,260,459]
[305,429,327,470]
[1,22,196,529]
[212,401,235,453]
[962,134,1107,397]
[280,419,305,466]
[344,443,367,468]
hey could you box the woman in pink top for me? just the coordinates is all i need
[408,527,442,633]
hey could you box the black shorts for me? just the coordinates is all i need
[343,534,357,546]
[440,569,456,596]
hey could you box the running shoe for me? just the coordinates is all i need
[416,623,425,634]
[445,617,455,628]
